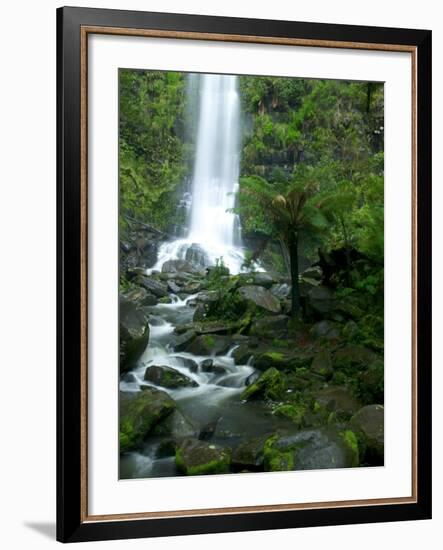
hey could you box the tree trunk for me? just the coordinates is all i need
[288,233,301,318]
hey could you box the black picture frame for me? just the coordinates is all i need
[57,6,432,543]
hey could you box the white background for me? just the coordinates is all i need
[0,0,438,548]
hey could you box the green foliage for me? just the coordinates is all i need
[119,69,187,230]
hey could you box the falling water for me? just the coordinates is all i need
[149,73,244,275]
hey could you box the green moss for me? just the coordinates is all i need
[273,403,307,427]
[341,430,360,467]
[263,435,295,472]
[175,444,231,475]
[202,334,215,349]
[264,352,285,362]
[313,401,321,413]
[241,367,286,401]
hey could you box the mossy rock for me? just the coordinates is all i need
[175,438,231,475]
[240,367,286,401]
[254,350,312,372]
[119,388,176,453]
[273,403,308,428]
[263,427,359,472]
[185,334,232,355]
[144,365,198,389]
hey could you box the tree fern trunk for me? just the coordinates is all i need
[288,233,301,318]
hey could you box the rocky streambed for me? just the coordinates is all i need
[119,257,384,479]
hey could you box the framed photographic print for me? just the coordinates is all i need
[57,6,432,543]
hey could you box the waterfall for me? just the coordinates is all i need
[148,73,244,275]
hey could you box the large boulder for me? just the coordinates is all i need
[238,285,281,314]
[153,409,197,440]
[119,388,176,453]
[144,365,198,389]
[175,438,231,475]
[263,427,359,471]
[350,404,384,464]
[162,258,202,274]
[119,296,150,373]
[240,367,286,401]
[250,315,289,337]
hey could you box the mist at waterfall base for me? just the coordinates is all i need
[148,73,245,275]
[120,75,288,479]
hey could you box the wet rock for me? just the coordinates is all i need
[119,296,150,374]
[172,330,196,352]
[167,280,181,294]
[263,427,359,472]
[175,438,231,475]
[119,388,176,453]
[350,404,384,464]
[184,243,210,268]
[172,356,199,372]
[238,285,281,314]
[121,372,137,384]
[310,320,341,340]
[270,283,291,300]
[153,409,197,440]
[232,343,257,365]
[232,436,268,471]
[123,286,158,307]
[162,259,202,274]
[240,367,286,401]
[144,365,198,388]
[250,314,289,337]
[138,276,169,298]
[315,386,362,419]
[311,351,333,379]
[185,334,232,356]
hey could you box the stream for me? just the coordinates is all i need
[120,293,297,478]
